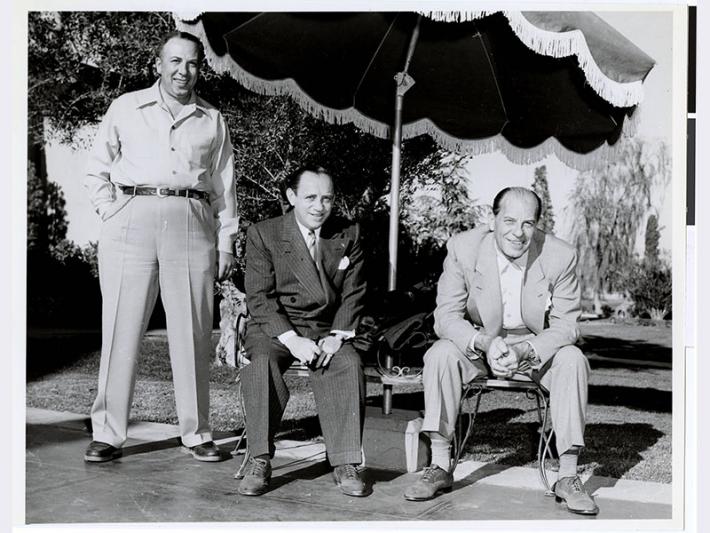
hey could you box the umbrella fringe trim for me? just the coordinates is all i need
[420,10,645,108]
[176,14,641,171]
[403,118,632,172]
[175,15,395,138]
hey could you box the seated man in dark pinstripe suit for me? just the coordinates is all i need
[238,165,368,497]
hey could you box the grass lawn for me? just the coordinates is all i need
[26,321,673,483]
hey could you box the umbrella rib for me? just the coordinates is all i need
[353,14,400,102]
[476,25,509,128]
[223,12,268,38]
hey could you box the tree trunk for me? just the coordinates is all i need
[27,118,48,251]
[593,288,603,316]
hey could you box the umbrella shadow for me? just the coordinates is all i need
[588,384,671,413]
[580,335,671,366]
[366,391,425,412]
[582,422,665,480]
[26,331,101,380]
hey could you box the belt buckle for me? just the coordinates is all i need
[156,187,168,198]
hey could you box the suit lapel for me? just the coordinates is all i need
[281,212,326,304]
[522,231,548,333]
[318,223,347,279]
[471,234,503,336]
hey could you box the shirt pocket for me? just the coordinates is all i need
[183,130,215,170]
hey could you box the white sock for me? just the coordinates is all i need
[429,433,451,471]
[558,447,580,480]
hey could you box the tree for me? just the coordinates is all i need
[627,261,671,320]
[644,214,661,266]
[27,161,68,251]
[28,12,174,147]
[531,165,555,233]
[570,138,671,314]
[400,151,474,252]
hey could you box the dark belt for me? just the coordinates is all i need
[118,184,209,201]
[502,327,532,337]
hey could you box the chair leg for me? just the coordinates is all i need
[452,383,484,473]
[533,390,555,495]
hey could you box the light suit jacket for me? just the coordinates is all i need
[433,226,581,364]
[245,210,366,340]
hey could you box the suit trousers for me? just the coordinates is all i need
[240,327,365,466]
[90,195,215,448]
[420,338,590,455]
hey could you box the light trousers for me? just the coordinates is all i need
[90,195,215,448]
[421,338,590,455]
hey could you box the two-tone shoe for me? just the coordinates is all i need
[553,476,599,515]
[403,465,453,501]
[238,457,272,496]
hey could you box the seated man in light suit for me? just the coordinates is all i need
[404,187,598,515]
[238,165,368,497]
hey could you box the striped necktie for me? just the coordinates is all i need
[306,230,317,264]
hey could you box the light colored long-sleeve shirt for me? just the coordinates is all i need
[84,80,239,253]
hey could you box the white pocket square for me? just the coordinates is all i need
[337,256,350,270]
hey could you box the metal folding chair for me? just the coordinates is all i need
[451,373,556,494]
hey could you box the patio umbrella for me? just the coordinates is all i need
[175,11,655,289]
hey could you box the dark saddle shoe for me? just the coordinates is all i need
[181,441,226,462]
[84,441,122,463]
[332,464,369,497]
[553,476,599,515]
[238,457,272,496]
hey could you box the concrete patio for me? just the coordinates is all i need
[25,407,672,525]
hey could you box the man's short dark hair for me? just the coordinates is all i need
[492,187,542,221]
[283,165,332,192]
[156,30,205,62]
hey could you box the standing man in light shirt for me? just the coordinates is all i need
[404,187,598,516]
[238,166,368,497]
[83,31,238,463]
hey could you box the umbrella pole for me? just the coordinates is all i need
[387,96,403,293]
[383,16,420,416]
[387,15,420,292]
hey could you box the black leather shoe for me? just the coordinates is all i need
[238,457,272,496]
[181,441,226,462]
[84,441,122,463]
[332,464,369,497]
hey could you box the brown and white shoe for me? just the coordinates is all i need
[553,476,599,515]
[238,457,272,496]
[332,464,369,497]
[403,465,453,501]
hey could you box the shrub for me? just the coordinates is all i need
[626,260,672,320]
[27,240,101,328]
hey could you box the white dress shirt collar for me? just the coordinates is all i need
[294,218,321,243]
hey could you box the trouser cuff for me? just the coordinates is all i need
[328,450,363,467]
[180,432,213,448]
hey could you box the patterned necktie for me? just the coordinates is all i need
[306,230,317,263]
